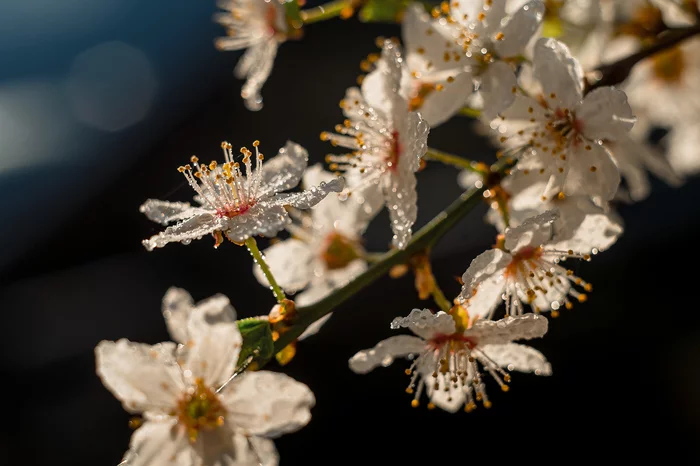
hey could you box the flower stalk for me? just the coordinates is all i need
[424,148,484,173]
[245,237,287,303]
[300,0,355,24]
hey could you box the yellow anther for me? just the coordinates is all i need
[411,399,420,408]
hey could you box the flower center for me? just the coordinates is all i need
[505,246,543,277]
[617,5,665,39]
[408,82,436,112]
[179,141,265,220]
[652,46,686,85]
[176,378,226,442]
[429,332,477,350]
[265,3,285,38]
[387,130,402,171]
[320,232,361,270]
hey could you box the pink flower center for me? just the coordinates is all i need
[387,130,402,172]
[429,332,478,350]
[216,203,252,219]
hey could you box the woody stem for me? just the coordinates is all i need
[245,237,286,303]
[587,23,700,91]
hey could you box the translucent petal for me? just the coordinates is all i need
[348,335,426,374]
[494,0,545,58]
[504,210,558,252]
[237,40,279,111]
[563,143,620,201]
[121,419,191,466]
[466,314,548,346]
[142,213,221,251]
[266,177,344,210]
[576,87,635,141]
[550,196,623,253]
[223,204,289,243]
[162,288,236,345]
[95,339,184,414]
[390,309,456,340]
[480,342,552,375]
[478,61,517,120]
[253,239,315,294]
[179,305,242,388]
[533,38,584,109]
[460,248,511,302]
[139,199,206,225]
[258,141,309,199]
[221,371,315,438]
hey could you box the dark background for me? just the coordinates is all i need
[1,1,699,464]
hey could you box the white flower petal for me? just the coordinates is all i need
[267,177,345,209]
[222,371,315,438]
[95,339,184,414]
[667,123,700,176]
[348,335,426,374]
[162,288,237,345]
[609,133,683,202]
[139,200,205,226]
[498,93,547,121]
[426,374,468,413]
[305,166,381,235]
[385,166,418,250]
[576,87,635,141]
[258,141,309,199]
[533,38,584,109]
[390,309,456,340]
[403,3,461,74]
[162,287,195,344]
[180,306,242,388]
[361,39,406,115]
[237,39,279,111]
[298,314,333,341]
[563,144,620,201]
[142,213,221,251]
[121,419,191,466]
[254,239,315,293]
[465,272,507,319]
[466,314,548,346]
[224,204,289,243]
[460,248,511,302]
[478,61,517,120]
[504,210,558,252]
[417,70,474,127]
[494,0,545,58]
[550,196,623,253]
[480,342,552,375]
[194,429,278,466]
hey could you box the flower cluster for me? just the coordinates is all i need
[95,0,700,463]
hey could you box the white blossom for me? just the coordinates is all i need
[494,37,635,201]
[349,308,550,412]
[397,3,476,126]
[442,0,546,120]
[322,39,430,249]
[460,211,595,317]
[484,169,624,253]
[253,165,382,338]
[214,0,289,111]
[97,288,315,466]
[622,37,700,175]
[140,141,343,251]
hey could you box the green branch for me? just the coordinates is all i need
[272,159,512,353]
